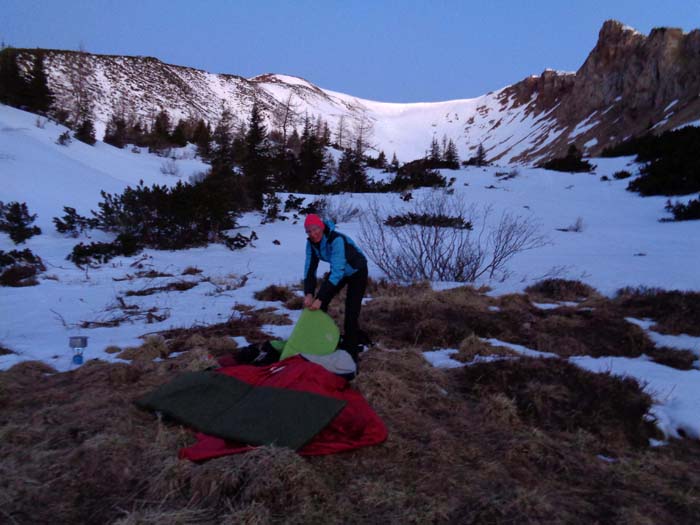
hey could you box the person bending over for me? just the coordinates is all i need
[303,213,368,361]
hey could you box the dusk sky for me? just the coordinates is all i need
[3,0,700,102]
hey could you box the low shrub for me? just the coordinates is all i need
[56,173,251,259]
[0,248,45,286]
[383,158,447,192]
[0,201,42,244]
[53,206,98,237]
[303,197,360,224]
[525,279,599,301]
[538,145,595,173]
[604,127,700,196]
[68,234,142,266]
[361,192,547,282]
[662,195,700,221]
[613,170,632,180]
[384,212,472,229]
[56,130,72,146]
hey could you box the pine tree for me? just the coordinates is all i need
[429,136,441,162]
[390,152,400,172]
[192,119,212,160]
[444,138,460,168]
[322,121,331,145]
[171,119,188,147]
[475,143,486,167]
[337,143,368,192]
[104,113,128,148]
[149,109,172,152]
[375,150,387,170]
[287,128,301,155]
[210,108,235,172]
[0,201,42,244]
[27,52,53,114]
[0,48,28,108]
[298,116,326,191]
[74,118,96,145]
[242,99,271,209]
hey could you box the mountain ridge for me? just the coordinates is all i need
[7,19,700,164]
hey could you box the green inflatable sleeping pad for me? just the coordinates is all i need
[278,308,340,360]
[135,371,346,450]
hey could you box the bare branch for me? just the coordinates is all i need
[359,191,549,283]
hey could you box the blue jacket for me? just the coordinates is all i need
[304,219,367,303]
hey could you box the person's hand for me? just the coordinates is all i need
[309,298,322,311]
[303,294,314,308]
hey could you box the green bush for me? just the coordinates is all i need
[0,201,42,244]
[384,212,472,229]
[0,248,45,286]
[56,173,253,259]
[663,195,700,221]
[538,145,594,173]
[383,159,447,192]
[603,127,700,196]
[68,234,141,266]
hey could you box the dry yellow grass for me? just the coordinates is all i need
[3,282,700,523]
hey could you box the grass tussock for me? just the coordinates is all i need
[645,346,698,370]
[3,279,700,523]
[117,335,170,362]
[457,357,661,449]
[530,308,654,358]
[362,281,688,367]
[615,287,700,336]
[2,342,700,523]
[525,278,600,302]
[360,283,500,348]
[284,294,304,310]
[253,284,296,303]
[251,307,293,326]
[125,280,198,297]
[155,307,277,355]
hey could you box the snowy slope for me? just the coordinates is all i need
[2,103,700,440]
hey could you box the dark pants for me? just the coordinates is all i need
[320,265,368,358]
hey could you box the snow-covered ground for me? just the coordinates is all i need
[1,103,699,441]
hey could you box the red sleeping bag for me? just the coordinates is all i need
[179,355,387,461]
